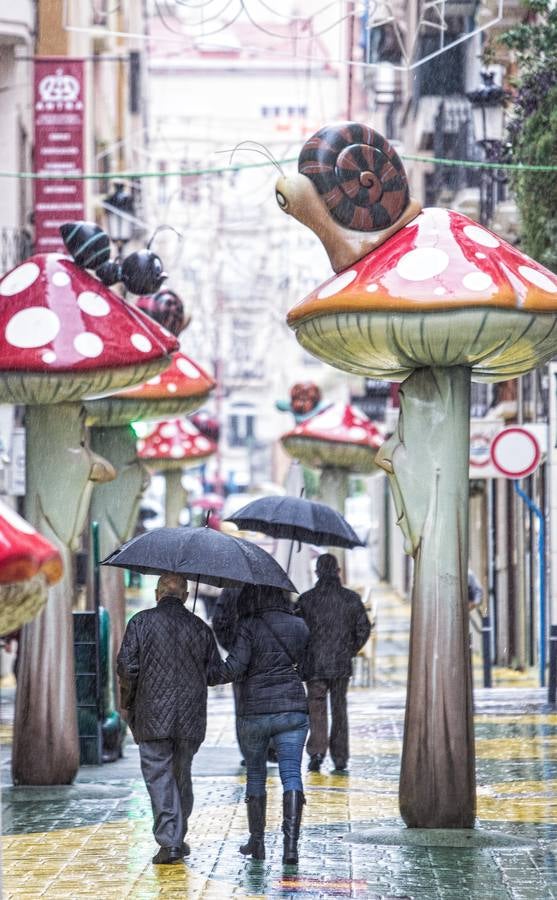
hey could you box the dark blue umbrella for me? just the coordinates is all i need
[101,525,297,592]
[224,495,365,549]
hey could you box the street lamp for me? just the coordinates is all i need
[466,71,508,226]
[103,182,135,255]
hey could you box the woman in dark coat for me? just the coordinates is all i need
[221,584,309,865]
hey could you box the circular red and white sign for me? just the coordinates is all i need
[490,427,541,479]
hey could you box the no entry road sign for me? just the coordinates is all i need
[490,426,541,479]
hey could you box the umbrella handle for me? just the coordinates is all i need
[192,575,200,614]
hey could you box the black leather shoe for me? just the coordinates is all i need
[332,763,348,774]
[152,846,183,865]
[181,842,190,857]
[307,754,323,772]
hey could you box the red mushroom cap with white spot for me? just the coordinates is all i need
[281,402,383,473]
[287,208,557,382]
[0,254,179,404]
[0,499,62,586]
[85,352,215,426]
[137,418,217,471]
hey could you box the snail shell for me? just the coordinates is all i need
[298,122,409,232]
[136,290,187,336]
[59,221,111,269]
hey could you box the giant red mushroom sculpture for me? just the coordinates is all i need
[137,418,217,527]
[281,401,383,510]
[0,499,63,635]
[0,253,178,785]
[84,353,215,688]
[277,122,557,829]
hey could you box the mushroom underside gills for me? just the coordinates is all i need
[85,393,211,427]
[89,424,150,706]
[0,359,171,406]
[293,309,557,381]
[13,403,112,785]
[0,574,48,635]
[380,366,475,828]
[282,436,379,474]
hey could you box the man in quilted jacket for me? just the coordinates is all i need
[117,573,224,865]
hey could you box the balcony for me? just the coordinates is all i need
[0,227,33,276]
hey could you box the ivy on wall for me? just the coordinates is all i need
[495,0,557,271]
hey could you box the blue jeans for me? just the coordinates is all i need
[237,711,309,796]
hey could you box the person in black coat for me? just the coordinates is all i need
[220,585,309,865]
[117,573,223,866]
[296,553,371,774]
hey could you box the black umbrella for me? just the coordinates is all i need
[101,525,297,593]
[224,495,365,549]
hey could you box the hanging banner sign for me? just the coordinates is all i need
[33,58,85,253]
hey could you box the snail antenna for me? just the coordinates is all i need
[216,141,285,175]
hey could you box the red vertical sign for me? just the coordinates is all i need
[33,58,85,253]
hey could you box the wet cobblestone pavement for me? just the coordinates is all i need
[2,585,557,898]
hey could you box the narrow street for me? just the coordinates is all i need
[2,585,556,899]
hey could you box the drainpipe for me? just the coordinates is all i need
[514,482,546,687]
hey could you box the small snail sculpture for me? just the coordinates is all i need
[136,289,190,337]
[276,381,327,424]
[275,122,421,273]
[59,222,167,295]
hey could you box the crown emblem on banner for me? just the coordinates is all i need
[37,68,81,110]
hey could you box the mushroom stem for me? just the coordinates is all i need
[164,468,187,528]
[13,403,111,785]
[89,424,150,708]
[319,467,349,577]
[376,366,475,828]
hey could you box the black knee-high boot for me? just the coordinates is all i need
[282,790,305,865]
[239,794,266,860]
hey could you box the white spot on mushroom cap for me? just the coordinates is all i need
[0,262,40,296]
[160,423,178,439]
[366,283,378,293]
[396,248,449,282]
[197,437,211,451]
[519,265,557,294]
[463,224,500,248]
[42,350,57,364]
[475,252,487,260]
[77,291,110,317]
[349,426,368,440]
[434,287,446,296]
[5,307,60,349]
[52,271,71,287]
[159,442,170,453]
[462,272,493,292]
[147,375,161,386]
[0,503,36,535]
[131,333,152,353]
[74,332,104,358]
[137,439,145,453]
[167,383,177,393]
[170,446,184,458]
[317,269,357,299]
[176,357,201,379]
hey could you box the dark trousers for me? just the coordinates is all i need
[139,737,197,848]
[306,677,350,767]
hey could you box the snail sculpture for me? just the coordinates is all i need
[60,222,167,295]
[275,122,421,273]
[276,381,327,424]
[136,289,190,337]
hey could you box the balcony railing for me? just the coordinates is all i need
[1,228,33,276]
